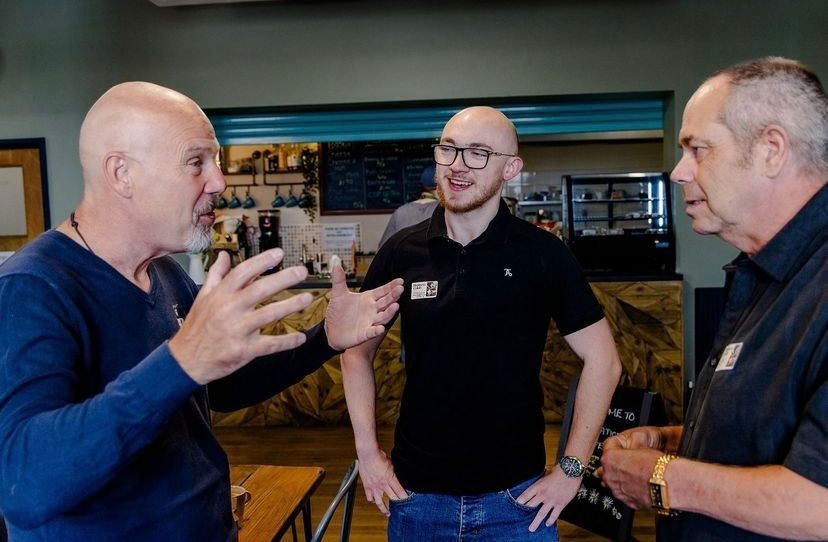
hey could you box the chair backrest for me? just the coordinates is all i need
[310,460,359,542]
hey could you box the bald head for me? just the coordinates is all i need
[443,106,519,154]
[79,82,210,184]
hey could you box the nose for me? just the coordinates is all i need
[670,151,693,185]
[206,162,227,195]
[449,149,469,172]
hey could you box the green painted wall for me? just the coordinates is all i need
[2,0,826,369]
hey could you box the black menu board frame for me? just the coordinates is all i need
[556,379,667,541]
[320,140,435,215]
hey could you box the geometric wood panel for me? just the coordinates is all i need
[212,280,683,427]
[543,281,684,423]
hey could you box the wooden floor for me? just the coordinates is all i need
[216,425,656,542]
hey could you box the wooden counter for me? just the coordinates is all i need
[212,279,683,427]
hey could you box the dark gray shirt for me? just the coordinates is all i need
[378,198,439,248]
[659,185,828,541]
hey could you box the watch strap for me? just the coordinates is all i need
[649,454,680,516]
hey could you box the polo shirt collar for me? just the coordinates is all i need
[751,184,828,282]
[426,199,513,245]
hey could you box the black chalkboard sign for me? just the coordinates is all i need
[320,140,434,214]
[556,379,667,542]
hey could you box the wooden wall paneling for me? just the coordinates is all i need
[213,281,683,427]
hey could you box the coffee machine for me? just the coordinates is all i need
[258,210,281,272]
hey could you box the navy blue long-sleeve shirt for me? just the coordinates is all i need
[0,231,336,541]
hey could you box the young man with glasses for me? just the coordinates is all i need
[342,106,622,541]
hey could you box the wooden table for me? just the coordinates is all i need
[230,465,326,542]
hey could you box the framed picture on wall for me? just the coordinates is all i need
[0,138,50,253]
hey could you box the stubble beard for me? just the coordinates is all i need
[436,177,502,214]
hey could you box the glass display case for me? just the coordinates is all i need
[504,170,566,237]
[564,172,675,274]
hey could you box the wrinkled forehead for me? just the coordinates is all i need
[138,106,219,158]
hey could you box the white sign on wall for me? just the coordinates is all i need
[322,223,359,252]
[0,167,27,236]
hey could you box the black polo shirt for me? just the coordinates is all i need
[659,185,828,541]
[362,200,603,495]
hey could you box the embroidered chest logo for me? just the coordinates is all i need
[411,281,438,300]
[715,342,743,371]
[504,268,513,277]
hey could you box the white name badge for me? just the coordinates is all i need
[716,342,743,371]
[411,281,438,300]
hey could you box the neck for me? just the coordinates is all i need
[58,201,160,292]
[444,198,500,246]
[726,174,824,256]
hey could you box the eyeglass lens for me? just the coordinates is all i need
[433,145,492,169]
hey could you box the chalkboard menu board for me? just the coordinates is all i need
[321,141,434,214]
[556,380,667,542]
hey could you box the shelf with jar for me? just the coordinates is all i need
[220,143,318,179]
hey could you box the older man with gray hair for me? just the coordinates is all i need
[0,81,403,541]
[598,57,828,541]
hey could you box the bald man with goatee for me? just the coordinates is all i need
[341,106,622,541]
[0,82,403,541]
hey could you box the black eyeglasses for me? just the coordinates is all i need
[431,143,517,170]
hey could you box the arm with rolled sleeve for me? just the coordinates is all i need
[600,336,828,540]
[0,275,201,529]
[664,366,828,539]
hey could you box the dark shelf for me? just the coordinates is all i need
[573,197,661,203]
[574,215,663,222]
[516,200,563,206]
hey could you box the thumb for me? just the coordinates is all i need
[202,251,231,293]
[330,261,346,297]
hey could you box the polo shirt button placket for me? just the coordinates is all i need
[457,248,468,295]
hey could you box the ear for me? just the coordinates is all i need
[103,152,133,198]
[757,124,789,178]
[502,156,524,182]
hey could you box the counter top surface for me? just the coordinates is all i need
[291,274,682,289]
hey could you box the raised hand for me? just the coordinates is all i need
[324,262,403,351]
[169,249,313,385]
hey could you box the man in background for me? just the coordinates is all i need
[378,163,439,248]
[598,57,827,540]
[342,106,621,541]
[0,82,403,541]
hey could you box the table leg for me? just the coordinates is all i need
[302,502,312,541]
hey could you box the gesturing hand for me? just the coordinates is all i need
[169,249,313,385]
[515,468,581,532]
[357,448,408,517]
[325,263,403,351]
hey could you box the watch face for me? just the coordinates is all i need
[560,456,585,478]
[649,485,661,506]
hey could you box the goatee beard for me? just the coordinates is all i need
[185,197,217,254]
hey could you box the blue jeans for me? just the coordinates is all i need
[388,475,560,542]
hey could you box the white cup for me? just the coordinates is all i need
[230,485,252,528]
